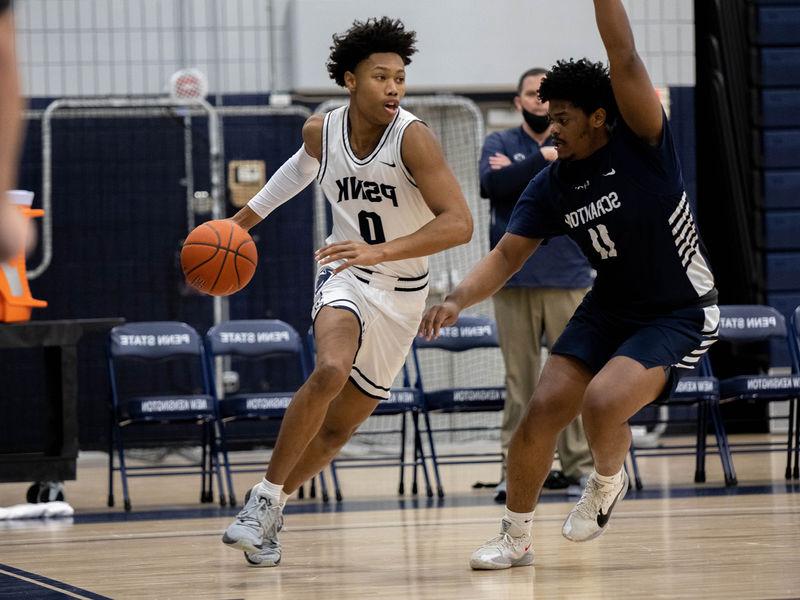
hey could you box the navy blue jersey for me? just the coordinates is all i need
[507,112,716,313]
[480,126,592,289]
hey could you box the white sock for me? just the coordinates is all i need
[503,508,534,538]
[594,469,623,485]
[257,478,283,502]
[279,490,290,508]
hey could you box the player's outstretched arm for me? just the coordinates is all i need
[230,114,324,232]
[418,233,540,339]
[594,0,663,144]
[316,121,472,273]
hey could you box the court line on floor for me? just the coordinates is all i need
[17,480,795,527]
[1,502,799,548]
[0,564,111,599]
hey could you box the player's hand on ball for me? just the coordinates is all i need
[315,240,385,274]
[418,299,461,340]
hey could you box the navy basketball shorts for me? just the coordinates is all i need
[551,292,720,379]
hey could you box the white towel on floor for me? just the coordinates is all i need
[0,501,74,520]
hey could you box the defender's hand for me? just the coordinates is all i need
[418,299,461,340]
[315,240,385,274]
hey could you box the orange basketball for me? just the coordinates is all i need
[181,220,257,296]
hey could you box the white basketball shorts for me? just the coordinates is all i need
[311,266,428,400]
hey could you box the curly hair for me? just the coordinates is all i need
[538,58,618,124]
[327,17,417,87]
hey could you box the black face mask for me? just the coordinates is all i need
[522,108,550,134]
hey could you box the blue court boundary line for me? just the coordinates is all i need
[0,563,111,600]
[66,481,800,525]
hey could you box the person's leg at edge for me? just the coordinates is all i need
[470,354,592,570]
[561,355,667,543]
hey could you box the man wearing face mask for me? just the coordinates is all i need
[479,67,594,502]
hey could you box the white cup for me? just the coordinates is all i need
[7,190,34,207]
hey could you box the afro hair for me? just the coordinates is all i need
[538,58,619,124]
[327,17,417,87]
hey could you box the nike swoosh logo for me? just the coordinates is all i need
[524,545,531,552]
[380,160,396,168]
[596,484,625,527]
[602,169,615,176]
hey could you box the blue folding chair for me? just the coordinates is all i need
[205,319,329,505]
[411,315,506,498]
[715,305,800,478]
[107,321,224,511]
[787,307,800,479]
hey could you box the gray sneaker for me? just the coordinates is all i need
[222,484,281,555]
[243,489,284,567]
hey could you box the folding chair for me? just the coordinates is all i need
[633,304,800,486]
[107,321,224,511]
[714,305,800,478]
[411,315,506,498]
[205,319,329,505]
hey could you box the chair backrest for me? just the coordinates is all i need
[206,319,304,358]
[717,305,786,343]
[109,321,204,359]
[413,315,498,352]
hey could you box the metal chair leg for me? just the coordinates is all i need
[114,425,132,511]
[107,411,115,507]
[398,412,407,495]
[422,410,444,498]
[710,399,737,486]
[628,442,643,490]
[330,461,343,502]
[695,400,708,483]
[786,397,796,480]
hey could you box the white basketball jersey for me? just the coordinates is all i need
[317,105,434,280]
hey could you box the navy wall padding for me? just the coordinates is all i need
[763,170,800,208]
[760,48,800,86]
[765,252,800,290]
[762,129,800,168]
[756,6,800,45]
[760,89,800,127]
[764,210,800,249]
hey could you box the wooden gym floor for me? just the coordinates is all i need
[0,434,799,599]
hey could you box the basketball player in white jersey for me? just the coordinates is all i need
[221,17,472,566]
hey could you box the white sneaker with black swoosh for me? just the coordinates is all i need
[562,470,629,542]
[469,518,534,570]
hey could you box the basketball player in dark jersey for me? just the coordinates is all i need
[420,0,719,569]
